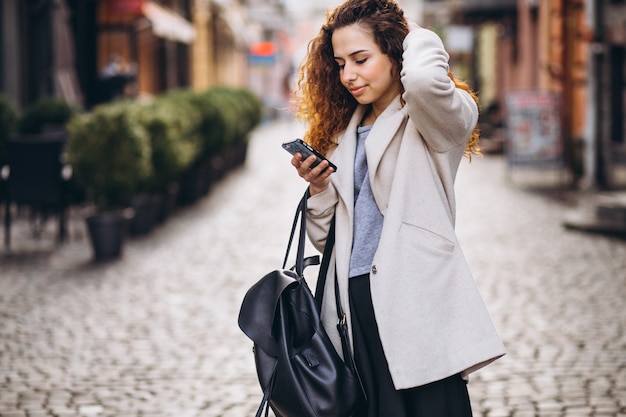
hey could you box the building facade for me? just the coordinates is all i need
[453,0,625,188]
[0,0,286,112]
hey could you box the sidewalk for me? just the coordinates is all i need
[1,119,625,417]
[563,191,626,235]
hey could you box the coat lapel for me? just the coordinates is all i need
[365,95,407,214]
[365,95,405,174]
[330,105,365,214]
[330,96,406,217]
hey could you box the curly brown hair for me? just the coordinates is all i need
[293,0,481,159]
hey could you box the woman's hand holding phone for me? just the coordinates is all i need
[283,139,335,196]
[292,153,334,196]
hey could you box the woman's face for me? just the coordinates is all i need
[332,24,401,112]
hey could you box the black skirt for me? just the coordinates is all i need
[348,274,474,417]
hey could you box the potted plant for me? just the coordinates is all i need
[17,97,81,137]
[223,87,263,167]
[198,87,263,173]
[137,96,201,224]
[126,98,200,233]
[66,101,152,260]
[167,89,227,204]
[199,88,240,180]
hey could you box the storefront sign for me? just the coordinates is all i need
[108,0,144,15]
[505,90,563,167]
[249,42,276,65]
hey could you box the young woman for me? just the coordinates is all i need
[289,0,506,415]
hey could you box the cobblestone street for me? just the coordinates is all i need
[1,120,625,417]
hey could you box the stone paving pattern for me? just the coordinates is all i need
[1,120,625,417]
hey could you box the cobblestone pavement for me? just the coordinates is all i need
[1,120,625,417]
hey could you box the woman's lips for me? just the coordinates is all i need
[350,85,366,96]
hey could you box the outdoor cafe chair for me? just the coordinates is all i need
[2,132,71,251]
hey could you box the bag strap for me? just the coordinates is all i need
[314,216,335,312]
[282,190,320,276]
[282,190,306,273]
[282,191,345,331]
[255,361,277,417]
[314,216,348,327]
[314,215,366,398]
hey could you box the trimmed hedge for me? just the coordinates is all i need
[66,86,263,211]
[137,97,202,193]
[66,100,153,211]
[18,97,81,134]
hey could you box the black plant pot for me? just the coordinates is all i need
[86,210,131,261]
[178,160,213,206]
[158,182,179,223]
[129,194,160,236]
[178,164,201,206]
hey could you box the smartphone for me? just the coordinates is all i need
[282,138,337,172]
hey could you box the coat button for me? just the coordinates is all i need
[371,265,377,274]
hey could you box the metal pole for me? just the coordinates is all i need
[593,0,608,188]
[581,0,606,189]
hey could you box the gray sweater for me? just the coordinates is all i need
[349,124,384,278]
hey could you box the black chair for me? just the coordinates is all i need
[2,132,70,250]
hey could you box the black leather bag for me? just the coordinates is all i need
[238,191,362,417]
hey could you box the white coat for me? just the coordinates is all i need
[306,28,506,389]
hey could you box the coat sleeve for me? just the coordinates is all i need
[306,183,338,253]
[400,28,478,153]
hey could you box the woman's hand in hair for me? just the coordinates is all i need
[291,154,334,196]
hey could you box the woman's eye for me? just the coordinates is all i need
[356,58,367,64]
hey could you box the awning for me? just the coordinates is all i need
[461,0,517,14]
[209,0,260,47]
[141,1,196,44]
[218,7,260,47]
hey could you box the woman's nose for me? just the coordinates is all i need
[342,65,357,82]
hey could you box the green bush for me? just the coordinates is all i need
[168,89,231,159]
[0,94,18,165]
[203,88,239,146]
[65,86,262,208]
[235,87,263,136]
[167,87,262,161]
[66,101,152,211]
[211,86,263,143]
[18,97,81,134]
[137,97,201,192]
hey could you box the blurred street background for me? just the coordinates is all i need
[1,0,626,416]
[2,0,626,191]
[1,119,625,417]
